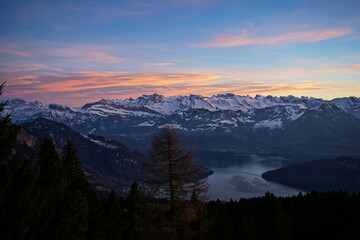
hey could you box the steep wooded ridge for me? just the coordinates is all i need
[262,156,360,192]
[19,117,146,195]
[3,94,360,155]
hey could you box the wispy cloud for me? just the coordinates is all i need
[42,47,127,64]
[192,28,353,47]
[17,2,151,28]
[0,41,130,65]
[1,68,343,105]
[169,0,217,6]
[0,48,29,57]
[142,62,174,66]
[0,62,62,73]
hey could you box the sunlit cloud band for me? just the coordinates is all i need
[192,28,353,47]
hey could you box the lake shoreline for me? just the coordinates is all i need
[195,152,307,201]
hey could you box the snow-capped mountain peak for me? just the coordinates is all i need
[2,94,359,132]
[318,102,343,113]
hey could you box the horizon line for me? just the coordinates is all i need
[2,93,359,107]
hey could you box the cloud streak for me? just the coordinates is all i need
[0,48,29,57]
[192,28,353,47]
[40,47,127,64]
[142,62,174,66]
[0,63,62,73]
[1,69,343,106]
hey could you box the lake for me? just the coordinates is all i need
[194,151,305,201]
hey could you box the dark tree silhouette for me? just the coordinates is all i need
[38,137,63,187]
[98,190,127,240]
[61,138,84,190]
[144,127,208,224]
[33,137,66,238]
[0,82,19,163]
[0,82,38,240]
[128,181,140,239]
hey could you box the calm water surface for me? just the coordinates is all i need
[194,152,305,201]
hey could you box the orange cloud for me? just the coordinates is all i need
[192,28,353,47]
[1,70,336,106]
[32,72,219,92]
[0,48,29,57]
[3,61,359,105]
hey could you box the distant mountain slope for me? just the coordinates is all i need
[331,96,360,118]
[2,94,360,155]
[262,156,360,192]
[268,103,360,155]
[21,117,147,195]
[283,103,360,139]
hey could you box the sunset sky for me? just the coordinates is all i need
[1,0,359,106]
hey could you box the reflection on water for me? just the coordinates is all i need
[194,151,304,201]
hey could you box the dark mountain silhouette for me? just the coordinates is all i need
[271,103,360,155]
[262,156,360,192]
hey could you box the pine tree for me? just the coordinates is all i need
[99,190,127,240]
[38,137,64,187]
[0,82,36,239]
[0,150,38,240]
[127,181,140,240]
[32,137,66,238]
[61,138,84,190]
[144,127,208,224]
[55,189,89,240]
[0,82,19,163]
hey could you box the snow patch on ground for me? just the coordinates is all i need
[137,121,155,127]
[158,124,188,130]
[254,118,283,129]
[81,134,117,149]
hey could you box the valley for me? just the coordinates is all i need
[4,93,360,197]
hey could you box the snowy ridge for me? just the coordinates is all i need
[2,94,360,131]
[87,93,325,115]
[2,98,81,123]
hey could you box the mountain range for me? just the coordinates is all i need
[3,94,360,156]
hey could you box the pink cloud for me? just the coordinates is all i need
[143,62,174,66]
[44,48,126,64]
[0,63,62,73]
[192,28,353,47]
[0,48,29,57]
[1,70,336,106]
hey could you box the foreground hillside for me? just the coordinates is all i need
[262,156,360,192]
[19,117,146,195]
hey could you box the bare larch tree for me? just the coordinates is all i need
[144,126,208,224]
